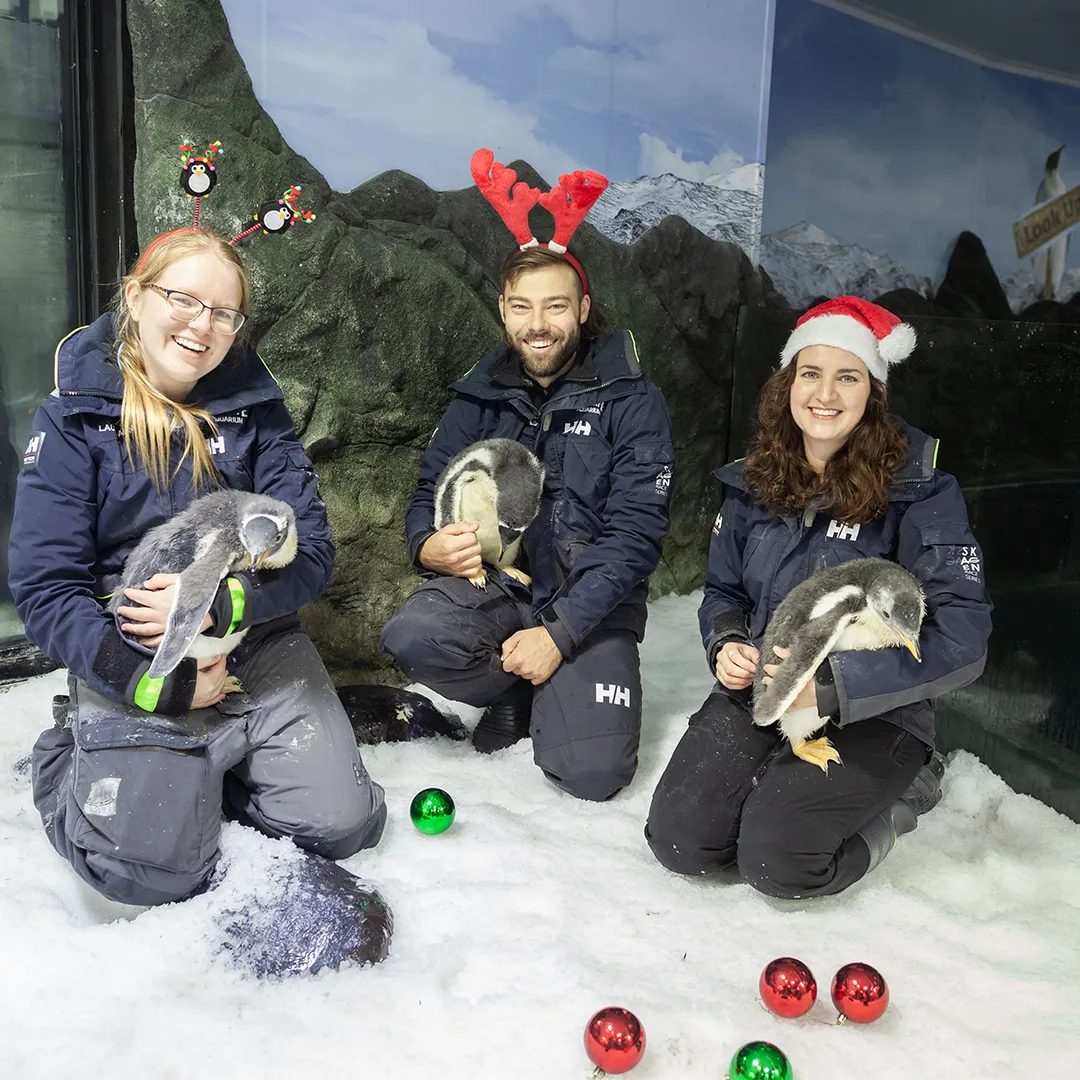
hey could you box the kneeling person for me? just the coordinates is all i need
[381,247,674,801]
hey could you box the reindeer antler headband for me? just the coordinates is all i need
[470,148,608,293]
[136,141,316,272]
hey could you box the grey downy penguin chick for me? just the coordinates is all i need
[433,438,544,589]
[752,558,924,772]
[109,489,297,686]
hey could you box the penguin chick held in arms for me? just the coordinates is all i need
[753,558,924,772]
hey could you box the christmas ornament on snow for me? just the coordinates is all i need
[759,957,817,1018]
[831,962,889,1024]
[583,1006,645,1076]
[729,1040,793,1080]
[409,787,456,834]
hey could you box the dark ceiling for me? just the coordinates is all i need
[817,1,1080,84]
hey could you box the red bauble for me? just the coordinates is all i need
[831,962,889,1023]
[584,1007,646,1074]
[759,956,818,1018]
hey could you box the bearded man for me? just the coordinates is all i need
[380,246,674,801]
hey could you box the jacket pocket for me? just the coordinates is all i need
[916,522,983,588]
[68,714,218,875]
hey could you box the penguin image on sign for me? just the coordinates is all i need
[1033,145,1068,301]
[752,558,925,772]
[433,438,544,589]
[109,490,297,683]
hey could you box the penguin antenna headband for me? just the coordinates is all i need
[470,147,609,294]
[135,140,317,272]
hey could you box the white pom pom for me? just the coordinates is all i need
[878,322,916,364]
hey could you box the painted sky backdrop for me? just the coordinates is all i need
[764,0,1080,279]
[219,0,774,191]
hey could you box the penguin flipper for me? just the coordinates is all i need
[752,616,854,725]
[147,552,234,679]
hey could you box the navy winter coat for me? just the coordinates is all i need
[405,331,674,656]
[8,314,332,715]
[699,419,993,746]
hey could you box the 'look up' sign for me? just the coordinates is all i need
[1013,184,1080,259]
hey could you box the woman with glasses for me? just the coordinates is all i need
[9,229,387,907]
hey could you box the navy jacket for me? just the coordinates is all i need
[405,331,674,656]
[9,314,333,715]
[698,420,993,746]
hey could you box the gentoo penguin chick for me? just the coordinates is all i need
[753,558,924,772]
[433,438,544,589]
[110,489,297,687]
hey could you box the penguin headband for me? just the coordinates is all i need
[136,140,317,272]
[470,147,609,294]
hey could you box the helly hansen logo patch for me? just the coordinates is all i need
[22,431,46,469]
[712,511,723,535]
[595,683,631,707]
[206,435,226,456]
[826,519,861,541]
[563,419,592,436]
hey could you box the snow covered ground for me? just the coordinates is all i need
[2,592,1078,1079]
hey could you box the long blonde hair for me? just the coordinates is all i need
[112,229,251,490]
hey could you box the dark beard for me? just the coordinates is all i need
[507,324,581,381]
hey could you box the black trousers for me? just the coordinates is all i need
[380,573,642,801]
[645,686,928,898]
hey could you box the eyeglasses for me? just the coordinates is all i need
[145,283,246,335]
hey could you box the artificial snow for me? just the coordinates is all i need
[2,592,1077,1078]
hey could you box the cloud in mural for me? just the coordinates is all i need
[220,4,580,191]
[220,0,772,192]
[636,135,754,185]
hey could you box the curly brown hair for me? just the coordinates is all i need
[741,362,909,524]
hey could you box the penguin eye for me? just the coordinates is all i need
[881,610,891,620]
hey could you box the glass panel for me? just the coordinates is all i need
[0,0,76,644]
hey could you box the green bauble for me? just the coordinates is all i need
[409,788,456,834]
[729,1041,793,1080]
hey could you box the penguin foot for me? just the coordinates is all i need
[791,735,842,772]
[501,566,532,587]
[222,675,245,695]
[467,568,489,589]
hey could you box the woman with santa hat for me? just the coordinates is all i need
[646,296,993,899]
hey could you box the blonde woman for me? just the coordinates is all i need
[10,229,385,906]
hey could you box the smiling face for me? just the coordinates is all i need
[499,263,591,387]
[124,250,244,401]
[789,344,872,468]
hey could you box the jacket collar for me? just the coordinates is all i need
[450,330,643,403]
[714,416,939,501]
[54,313,284,415]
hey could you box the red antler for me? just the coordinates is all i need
[470,147,541,249]
[538,169,609,252]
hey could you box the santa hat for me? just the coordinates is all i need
[779,296,916,383]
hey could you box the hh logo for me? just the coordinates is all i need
[206,435,226,456]
[712,511,723,535]
[595,683,631,708]
[563,419,592,436]
[826,519,861,541]
[22,431,46,469]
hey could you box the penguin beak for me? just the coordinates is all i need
[893,627,921,662]
[498,525,522,559]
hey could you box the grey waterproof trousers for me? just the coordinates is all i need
[31,623,386,907]
[380,574,642,801]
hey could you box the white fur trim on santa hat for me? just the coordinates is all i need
[780,313,914,382]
